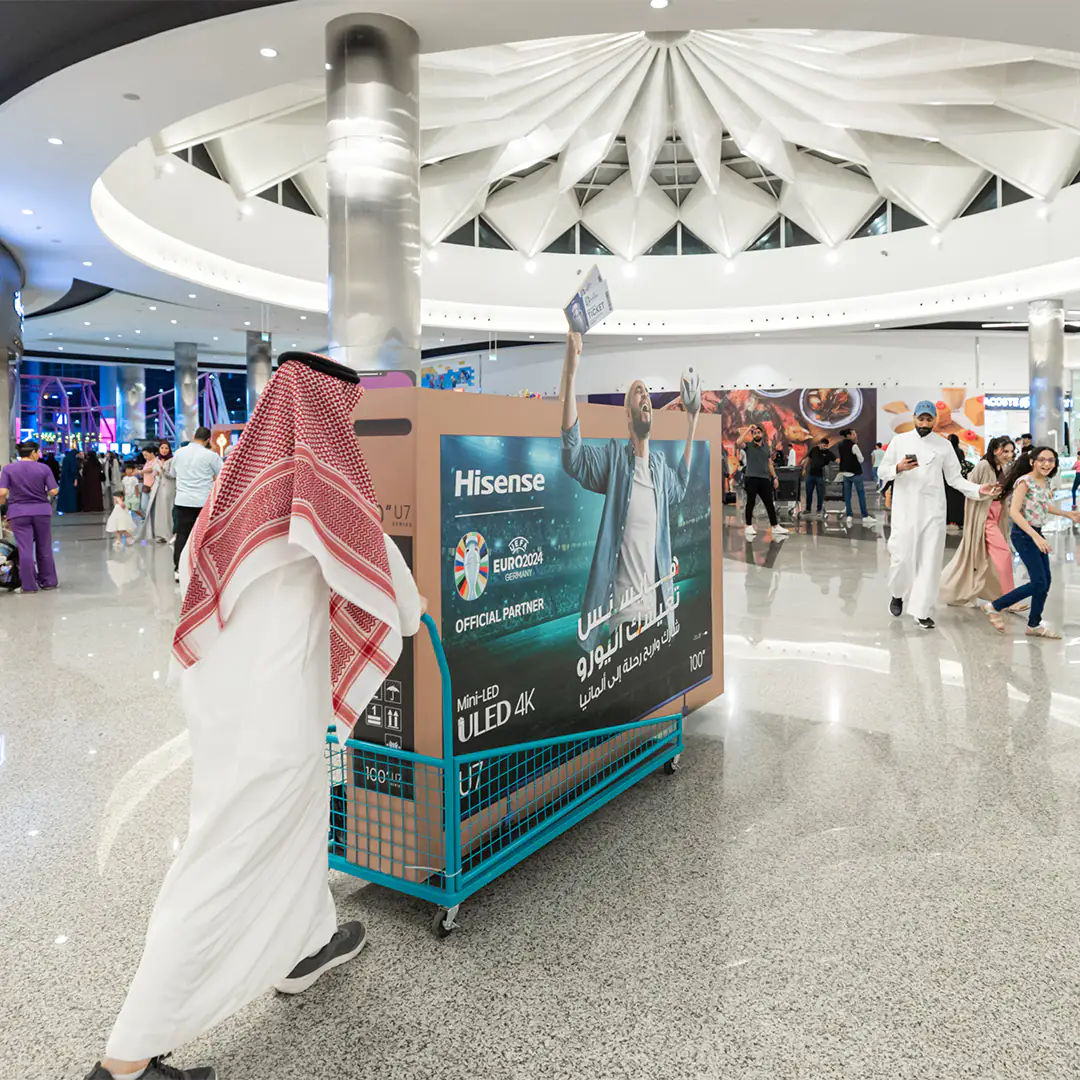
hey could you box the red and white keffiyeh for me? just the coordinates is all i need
[173,353,401,734]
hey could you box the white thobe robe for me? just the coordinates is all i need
[107,535,421,1061]
[878,430,983,621]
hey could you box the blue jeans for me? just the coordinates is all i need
[1072,472,1079,503]
[842,475,867,516]
[805,475,825,512]
[994,526,1051,628]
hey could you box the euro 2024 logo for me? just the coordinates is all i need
[454,531,489,601]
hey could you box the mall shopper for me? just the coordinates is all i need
[984,446,1080,638]
[57,449,81,514]
[944,433,969,530]
[81,448,105,512]
[104,450,123,505]
[140,448,157,517]
[122,463,143,519]
[1071,452,1079,510]
[940,436,1018,608]
[802,437,834,516]
[171,427,222,582]
[0,441,59,592]
[85,352,423,1080]
[871,442,885,483]
[878,401,996,629]
[142,441,176,544]
[1019,433,1033,454]
[836,428,875,524]
[739,424,788,538]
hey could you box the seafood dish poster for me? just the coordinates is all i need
[588,387,877,474]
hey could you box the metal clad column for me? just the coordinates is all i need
[118,365,146,443]
[1028,299,1065,451]
[325,14,421,376]
[175,342,199,443]
[246,331,272,418]
[0,348,16,459]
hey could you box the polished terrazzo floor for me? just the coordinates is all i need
[3,506,1080,1079]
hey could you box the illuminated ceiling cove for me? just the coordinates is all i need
[150,29,1080,257]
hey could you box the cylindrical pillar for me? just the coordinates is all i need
[1028,299,1065,452]
[325,13,421,376]
[245,331,272,418]
[0,348,17,459]
[175,342,199,444]
[118,365,146,444]
[99,364,119,444]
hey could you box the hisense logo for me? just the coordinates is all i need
[453,469,546,497]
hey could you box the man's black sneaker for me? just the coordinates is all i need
[918,617,935,630]
[889,597,903,617]
[85,1056,216,1080]
[275,921,367,995]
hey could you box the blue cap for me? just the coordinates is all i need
[913,399,938,418]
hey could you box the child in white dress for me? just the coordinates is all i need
[106,491,136,545]
[121,464,142,520]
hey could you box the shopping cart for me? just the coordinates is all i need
[327,614,684,938]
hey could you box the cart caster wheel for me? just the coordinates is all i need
[432,906,459,939]
[663,753,682,775]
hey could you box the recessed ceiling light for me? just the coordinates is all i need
[149,305,156,311]
[170,319,177,324]
[291,343,297,348]
[47,332,53,336]
[213,336,218,341]
[754,332,761,337]
[300,315,307,320]
[83,321,90,326]
[724,260,736,274]
[931,234,942,247]
[1007,305,1014,310]
[135,330,141,334]
[105,337,110,341]
[325,62,332,71]
[57,346,64,351]
[260,47,278,58]
[524,260,537,274]
[426,249,438,263]
[874,323,881,328]
[529,334,535,339]
[188,293,196,299]
[239,203,254,217]
[637,336,643,341]
[48,137,63,146]
[826,249,840,264]
[162,161,176,175]
[82,261,92,267]
[244,321,251,326]
[650,0,669,7]
[622,261,637,278]
[21,209,33,216]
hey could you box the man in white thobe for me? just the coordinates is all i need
[877,400,997,629]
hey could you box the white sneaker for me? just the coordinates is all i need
[862,515,877,524]
[772,524,790,536]
[745,524,757,538]
[845,515,854,525]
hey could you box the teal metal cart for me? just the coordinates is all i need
[327,614,684,937]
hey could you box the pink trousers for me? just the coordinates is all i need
[986,502,1015,593]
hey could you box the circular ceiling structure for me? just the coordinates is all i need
[90,27,1080,334]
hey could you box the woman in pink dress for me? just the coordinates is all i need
[940,436,1016,607]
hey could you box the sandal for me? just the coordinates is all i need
[1006,604,1030,616]
[985,607,1005,634]
[1026,624,1062,640]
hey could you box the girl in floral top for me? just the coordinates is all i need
[986,446,1080,637]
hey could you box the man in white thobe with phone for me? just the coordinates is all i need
[877,400,998,629]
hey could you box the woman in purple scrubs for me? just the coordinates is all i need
[0,441,60,592]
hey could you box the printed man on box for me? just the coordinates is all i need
[559,331,699,651]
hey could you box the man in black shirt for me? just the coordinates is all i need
[802,437,834,516]
[837,428,876,524]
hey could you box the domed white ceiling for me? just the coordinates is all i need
[151,28,1080,260]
